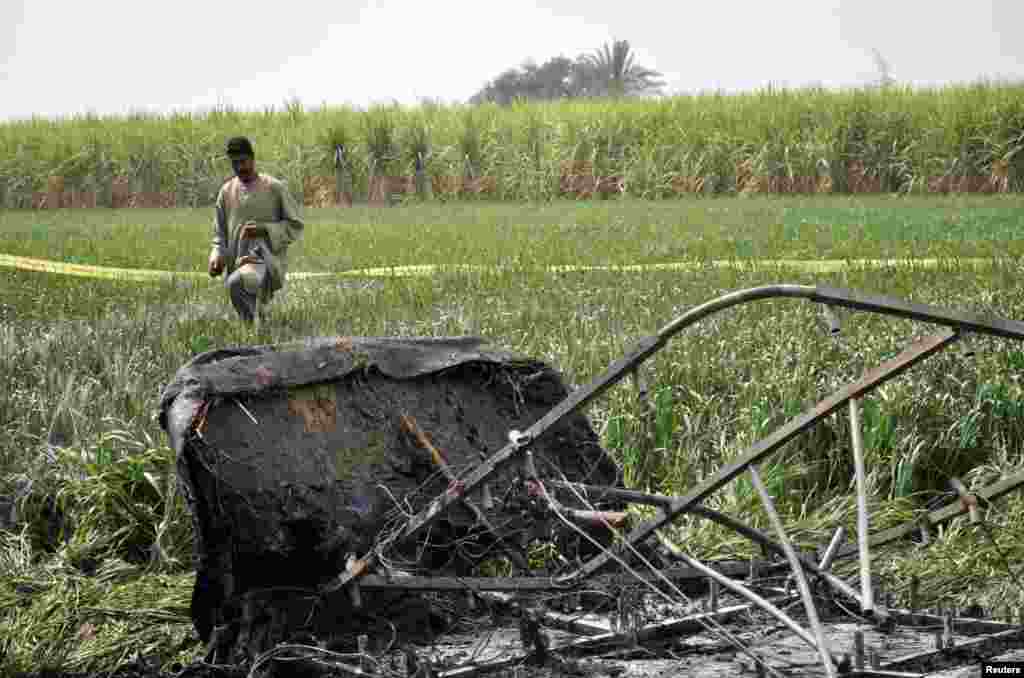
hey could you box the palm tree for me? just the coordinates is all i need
[583,40,665,98]
[870,48,896,89]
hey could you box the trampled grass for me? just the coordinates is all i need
[3,197,1024,673]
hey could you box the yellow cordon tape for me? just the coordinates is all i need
[0,252,1003,282]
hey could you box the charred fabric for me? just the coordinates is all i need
[158,335,625,665]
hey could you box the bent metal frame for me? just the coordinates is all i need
[310,284,1024,678]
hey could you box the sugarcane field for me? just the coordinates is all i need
[4,23,1024,678]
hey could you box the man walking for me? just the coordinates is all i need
[208,136,304,323]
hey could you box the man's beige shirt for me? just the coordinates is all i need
[211,173,304,295]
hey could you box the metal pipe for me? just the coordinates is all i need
[657,285,816,336]
[961,334,977,358]
[687,509,865,610]
[749,466,838,678]
[569,330,958,584]
[834,467,1024,559]
[562,509,629,528]
[549,480,866,608]
[329,281,1015,594]
[822,305,842,335]
[849,398,875,615]
[400,413,530,572]
[546,480,672,508]
[658,536,821,654]
[631,365,649,403]
[818,526,846,572]
[949,477,980,524]
[812,285,1024,341]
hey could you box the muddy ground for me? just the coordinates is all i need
[16,594,1019,678]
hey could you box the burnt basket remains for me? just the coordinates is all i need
[158,336,621,664]
[159,286,1024,677]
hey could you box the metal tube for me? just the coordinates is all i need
[657,285,816,336]
[849,398,875,614]
[749,467,838,678]
[834,467,1024,559]
[570,330,957,584]
[812,285,1024,341]
[329,282,1006,594]
[822,305,841,335]
[546,480,672,508]
[552,481,867,609]
[631,365,649,403]
[950,477,981,524]
[818,526,846,572]
[961,334,977,358]
[400,413,529,572]
[658,537,820,654]
[691,510,865,610]
[562,509,629,528]
[918,515,933,545]
[854,630,865,670]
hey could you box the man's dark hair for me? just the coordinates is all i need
[226,136,255,158]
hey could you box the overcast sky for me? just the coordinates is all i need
[1,0,1021,121]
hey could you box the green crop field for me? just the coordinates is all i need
[2,82,1023,206]
[3,196,1024,674]
[2,195,1023,273]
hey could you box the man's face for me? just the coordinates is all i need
[230,154,255,181]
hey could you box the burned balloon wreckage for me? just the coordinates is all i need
[158,285,1024,677]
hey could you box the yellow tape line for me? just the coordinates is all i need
[0,252,1002,282]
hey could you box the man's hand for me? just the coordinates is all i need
[240,222,269,240]
[208,253,225,277]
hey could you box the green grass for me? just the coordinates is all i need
[780,202,1024,244]
[4,197,1024,673]
[2,195,1024,273]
